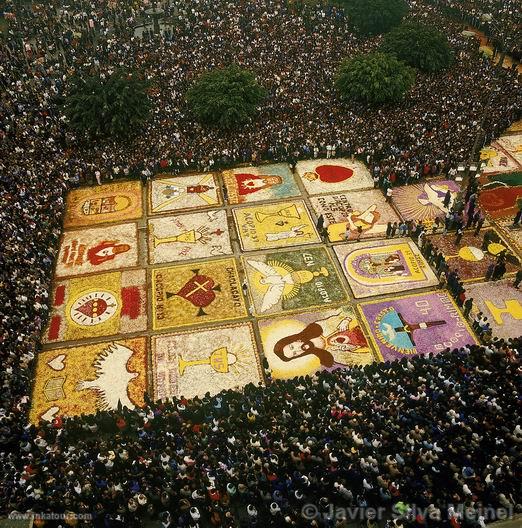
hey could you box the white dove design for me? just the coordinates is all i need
[418,183,454,213]
[246,260,294,312]
[76,343,139,411]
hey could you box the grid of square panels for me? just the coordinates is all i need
[36,156,519,422]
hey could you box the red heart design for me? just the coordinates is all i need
[176,274,216,308]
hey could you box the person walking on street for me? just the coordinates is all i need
[444,212,451,234]
[424,241,433,260]
[344,223,352,241]
[493,260,506,281]
[457,290,466,307]
[463,297,473,318]
[474,215,485,236]
[466,193,476,225]
[513,206,522,227]
[485,262,495,281]
[513,269,522,289]
[418,229,426,249]
[449,211,457,231]
[472,312,483,332]
[316,214,325,235]
[482,231,492,251]
[435,251,444,270]
[443,189,452,209]
[455,227,463,246]
[479,317,491,336]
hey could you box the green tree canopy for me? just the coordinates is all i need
[186,65,266,129]
[335,52,415,105]
[342,0,409,36]
[381,21,454,72]
[63,71,151,139]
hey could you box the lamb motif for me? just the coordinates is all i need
[76,343,138,410]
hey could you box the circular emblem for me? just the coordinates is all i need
[70,291,118,326]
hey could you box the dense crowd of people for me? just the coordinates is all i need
[1,0,521,526]
[429,0,521,59]
[2,0,521,181]
[3,342,521,527]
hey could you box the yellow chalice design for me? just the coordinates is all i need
[151,223,214,248]
[178,347,236,376]
[255,204,301,223]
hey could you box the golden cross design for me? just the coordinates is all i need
[185,279,212,298]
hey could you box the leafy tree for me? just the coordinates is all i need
[335,52,415,105]
[341,0,409,36]
[186,65,266,129]
[381,21,454,72]
[63,71,151,138]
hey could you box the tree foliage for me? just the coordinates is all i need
[342,0,409,36]
[381,21,454,72]
[335,52,415,105]
[63,71,151,139]
[186,65,266,129]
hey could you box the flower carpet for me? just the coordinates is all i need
[295,158,373,195]
[233,199,320,251]
[151,258,247,330]
[309,189,400,242]
[427,228,519,282]
[63,181,143,228]
[333,238,438,298]
[148,209,232,264]
[149,173,221,214]
[30,337,147,423]
[358,291,477,361]
[258,305,374,379]
[151,323,262,400]
[392,179,460,222]
[56,222,139,277]
[222,163,300,204]
[464,280,522,340]
[31,159,522,422]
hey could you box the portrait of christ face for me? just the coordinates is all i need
[282,340,304,358]
[274,323,335,367]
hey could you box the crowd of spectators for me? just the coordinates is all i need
[1,0,521,526]
[2,0,521,182]
[429,0,521,59]
[3,342,521,527]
